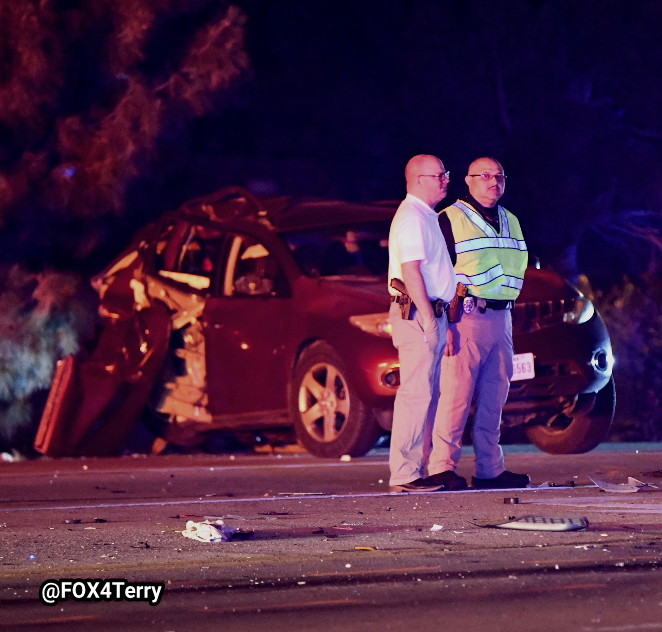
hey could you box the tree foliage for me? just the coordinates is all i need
[0,0,249,271]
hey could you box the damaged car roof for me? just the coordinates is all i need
[176,187,397,232]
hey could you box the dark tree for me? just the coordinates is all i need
[0,0,250,272]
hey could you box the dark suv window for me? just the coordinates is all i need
[283,221,389,277]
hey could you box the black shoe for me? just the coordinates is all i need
[472,470,531,489]
[390,477,444,492]
[425,470,468,491]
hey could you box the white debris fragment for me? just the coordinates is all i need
[340,455,352,462]
[589,476,656,493]
[430,524,444,532]
[181,520,237,543]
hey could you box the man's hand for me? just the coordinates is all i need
[422,316,439,347]
[401,260,436,332]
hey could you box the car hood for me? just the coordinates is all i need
[316,276,390,312]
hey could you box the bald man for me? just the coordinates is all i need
[387,154,458,492]
[428,157,530,489]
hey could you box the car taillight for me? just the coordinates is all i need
[348,313,392,338]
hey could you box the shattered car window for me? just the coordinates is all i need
[282,221,389,277]
[155,223,225,291]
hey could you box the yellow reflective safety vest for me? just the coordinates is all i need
[444,200,528,300]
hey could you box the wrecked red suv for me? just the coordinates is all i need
[35,187,615,458]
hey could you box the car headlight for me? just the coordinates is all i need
[349,313,392,338]
[563,295,595,325]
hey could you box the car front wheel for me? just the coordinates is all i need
[289,341,383,458]
[524,376,616,454]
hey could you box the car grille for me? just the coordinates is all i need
[512,297,575,334]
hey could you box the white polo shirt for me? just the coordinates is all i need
[388,193,456,302]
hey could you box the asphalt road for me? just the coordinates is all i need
[1,443,662,631]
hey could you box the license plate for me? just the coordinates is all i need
[511,352,535,381]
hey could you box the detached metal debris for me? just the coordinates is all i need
[483,516,589,531]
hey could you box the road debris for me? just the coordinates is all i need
[503,497,520,504]
[482,516,589,531]
[181,519,253,543]
[589,476,657,493]
[530,480,576,488]
[430,524,444,532]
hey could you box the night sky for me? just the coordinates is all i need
[190,0,662,280]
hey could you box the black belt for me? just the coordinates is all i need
[390,295,448,317]
[466,296,513,310]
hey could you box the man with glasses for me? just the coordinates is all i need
[427,157,530,490]
[387,154,457,492]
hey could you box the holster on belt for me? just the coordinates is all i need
[447,282,468,323]
[390,278,413,320]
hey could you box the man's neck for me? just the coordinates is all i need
[462,194,499,228]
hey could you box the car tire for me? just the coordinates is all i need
[289,341,382,458]
[524,376,616,454]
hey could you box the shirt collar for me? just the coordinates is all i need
[405,193,437,215]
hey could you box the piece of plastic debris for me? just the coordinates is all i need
[430,524,444,532]
[182,520,238,543]
[504,497,520,504]
[531,480,576,488]
[340,454,352,462]
[64,519,82,525]
[589,476,656,493]
[354,546,377,551]
[485,516,589,531]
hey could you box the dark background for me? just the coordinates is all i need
[0,0,661,450]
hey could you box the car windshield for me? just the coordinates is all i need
[282,221,390,278]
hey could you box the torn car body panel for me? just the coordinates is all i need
[34,246,210,456]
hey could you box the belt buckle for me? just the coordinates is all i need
[463,296,475,314]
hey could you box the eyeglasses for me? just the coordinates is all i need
[468,173,507,183]
[418,171,450,182]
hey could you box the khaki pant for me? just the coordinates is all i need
[388,302,447,486]
[428,306,513,479]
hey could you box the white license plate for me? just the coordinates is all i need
[511,352,535,381]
